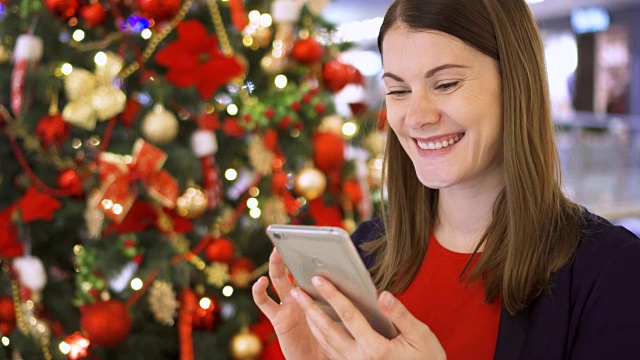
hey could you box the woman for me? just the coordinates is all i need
[252,0,640,359]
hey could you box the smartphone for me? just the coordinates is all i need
[265,224,398,339]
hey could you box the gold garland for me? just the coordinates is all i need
[206,0,253,105]
[207,0,234,56]
[68,32,123,52]
[118,0,195,80]
[4,264,52,360]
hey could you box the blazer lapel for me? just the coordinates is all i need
[494,305,531,360]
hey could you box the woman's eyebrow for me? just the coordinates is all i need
[382,64,469,82]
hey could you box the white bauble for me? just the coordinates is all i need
[141,104,179,144]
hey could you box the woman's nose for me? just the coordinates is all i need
[405,98,441,129]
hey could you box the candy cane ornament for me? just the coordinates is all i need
[11,34,43,116]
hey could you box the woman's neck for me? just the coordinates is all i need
[433,174,504,253]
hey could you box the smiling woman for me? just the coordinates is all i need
[381,31,503,192]
[252,0,640,359]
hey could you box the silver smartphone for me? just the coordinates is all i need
[265,224,398,339]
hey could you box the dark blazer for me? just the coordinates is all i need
[350,211,640,359]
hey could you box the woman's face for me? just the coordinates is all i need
[381,26,503,191]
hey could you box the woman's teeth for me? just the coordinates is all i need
[417,135,461,150]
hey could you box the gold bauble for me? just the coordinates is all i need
[260,54,288,75]
[293,167,326,200]
[253,27,273,48]
[142,104,179,145]
[318,115,344,134]
[343,218,357,234]
[176,186,208,218]
[367,156,384,189]
[364,131,386,156]
[230,328,262,360]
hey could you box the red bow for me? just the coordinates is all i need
[97,139,178,223]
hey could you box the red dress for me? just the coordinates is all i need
[397,234,501,360]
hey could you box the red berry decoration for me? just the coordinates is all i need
[80,299,132,348]
[44,0,80,20]
[0,295,16,335]
[80,2,107,27]
[58,169,83,195]
[271,171,288,192]
[342,180,363,207]
[264,108,276,119]
[35,113,69,149]
[322,61,363,93]
[230,257,256,287]
[312,132,345,173]
[192,295,220,331]
[204,237,235,264]
[314,102,326,115]
[136,0,181,21]
[291,38,324,64]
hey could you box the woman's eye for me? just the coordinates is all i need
[436,81,459,90]
[385,90,411,96]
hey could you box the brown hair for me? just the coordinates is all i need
[363,0,583,314]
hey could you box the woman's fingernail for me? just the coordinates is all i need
[311,276,323,287]
[290,288,299,299]
[381,292,395,307]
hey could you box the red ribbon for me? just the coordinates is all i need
[178,288,198,360]
[228,0,249,31]
[97,138,178,223]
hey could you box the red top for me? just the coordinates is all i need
[397,234,501,360]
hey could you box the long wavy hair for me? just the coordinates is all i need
[362,0,583,314]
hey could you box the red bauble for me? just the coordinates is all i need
[271,171,288,193]
[80,3,107,27]
[312,132,345,173]
[137,0,181,21]
[44,0,80,20]
[36,113,69,149]
[230,257,255,275]
[191,295,220,331]
[58,169,83,195]
[229,257,256,287]
[291,38,324,64]
[342,180,363,207]
[322,61,363,93]
[0,295,16,335]
[80,299,132,348]
[204,237,235,264]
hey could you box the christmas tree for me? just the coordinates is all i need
[0,0,386,358]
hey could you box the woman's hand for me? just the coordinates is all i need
[290,276,446,360]
[252,248,327,360]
